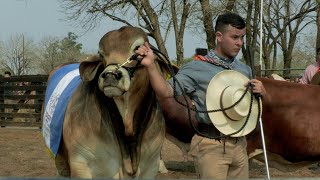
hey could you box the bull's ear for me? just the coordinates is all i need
[79,55,103,82]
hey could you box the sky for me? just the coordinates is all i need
[0,0,205,59]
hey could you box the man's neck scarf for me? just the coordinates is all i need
[194,49,235,69]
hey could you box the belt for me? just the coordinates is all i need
[197,123,243,154]
[197,123,242,142]
[197,123,221,140]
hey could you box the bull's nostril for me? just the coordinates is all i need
[102,70,122,80]
[115,71,122,80]
[101,72,106,79]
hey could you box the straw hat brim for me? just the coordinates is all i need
[206,70,261,137]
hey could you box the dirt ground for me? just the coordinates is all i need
[0,127,319,179]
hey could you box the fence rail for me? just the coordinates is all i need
[255,66,305,79]
[0,75,48,127]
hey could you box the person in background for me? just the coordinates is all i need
[136,12,267,179]
[4,71,13,96]
[4,71,11,78]
[300,47,320,84]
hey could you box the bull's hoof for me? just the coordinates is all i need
[159,160,168,173]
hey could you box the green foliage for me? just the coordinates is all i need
[171,56,194,67]
[60,32,82,53]
[39,32,83,74]
[59,32,83,62]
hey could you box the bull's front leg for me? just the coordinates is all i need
[138,108,166,178]
[67,138,123,178]
[55,146,71,177]
[69,155,93,178]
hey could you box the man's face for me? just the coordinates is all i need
[216,25,246,59]
[4,73,10,78]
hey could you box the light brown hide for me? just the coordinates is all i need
[50,26,171,178]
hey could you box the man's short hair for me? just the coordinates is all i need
[4,71,11,76]
[215,12,246,33]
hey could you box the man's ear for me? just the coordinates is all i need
[79,55,103,82]
[216,31,222,43]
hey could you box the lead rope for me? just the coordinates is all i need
[151,47,260,140]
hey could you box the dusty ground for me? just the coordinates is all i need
[0,127,319,179]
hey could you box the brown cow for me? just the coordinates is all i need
[247,77,320,171]
[42,26,173,178]
[160,76,320,172]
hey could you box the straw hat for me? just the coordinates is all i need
[206,70,261,137]
[311,71,320,85]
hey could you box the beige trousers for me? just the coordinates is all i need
[190,134,248,180]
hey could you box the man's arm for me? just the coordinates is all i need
[137,42,198,139]
[300,65,314,84]
[136,42,174,100]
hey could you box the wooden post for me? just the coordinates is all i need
[0,81,4,123]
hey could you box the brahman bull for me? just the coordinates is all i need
[42,26,172,178]
[247,77,320,171]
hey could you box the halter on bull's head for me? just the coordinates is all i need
[80,26,149,97]
[78,26,169,137]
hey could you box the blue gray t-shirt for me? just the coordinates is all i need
[168,52,252,125]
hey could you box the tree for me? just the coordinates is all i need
[262,0,316,77]
[38,36,63,74]
[241,0,260,67]
[199,0,216,50]
[37,32,83,74]
[60,32,83,62]
[227,0,317,77]
[0,34,37,75]
[59,0,319,77]
[170,0,192,66]
[60,0,198,65]
[316,0,320,49]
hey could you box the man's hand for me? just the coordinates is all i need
[135,42,156,68]
[246,79,267,98]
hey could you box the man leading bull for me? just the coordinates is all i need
[136,12,268,179]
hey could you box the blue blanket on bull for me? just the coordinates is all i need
[42,63,81,157]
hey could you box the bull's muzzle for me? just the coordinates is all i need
[98,66,131,97]
[101,70,123,82]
